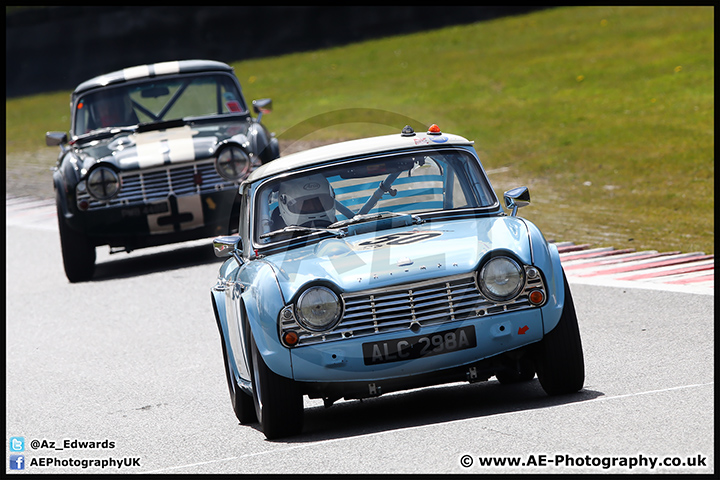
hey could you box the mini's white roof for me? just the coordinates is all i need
[73,60,234,95]
[247,131,474,183]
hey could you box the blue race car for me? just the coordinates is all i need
[211,124,584,439]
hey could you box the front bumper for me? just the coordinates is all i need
[289,308,544,387]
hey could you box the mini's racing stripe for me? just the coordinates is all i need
[123,65,150,80]
[167,135,195,164]
[123,61,180,80]
[152,61,180,76]
[121,125,197,169]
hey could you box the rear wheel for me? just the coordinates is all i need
[249,331,303,439]
[534,272,585,395]
[56,197,95,283]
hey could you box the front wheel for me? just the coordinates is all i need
[495,355,535,384]
[250,331,303,439]
[533,271,585,395]
[217,325,256,424]
[56,198,96,283]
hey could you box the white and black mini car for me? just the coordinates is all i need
[46,60,279,282]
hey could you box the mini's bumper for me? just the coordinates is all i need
[63,190,239,247]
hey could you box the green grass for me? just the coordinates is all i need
[6,6,714,254]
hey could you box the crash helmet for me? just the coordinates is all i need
[89,89,133,128]
[278,174,337,228]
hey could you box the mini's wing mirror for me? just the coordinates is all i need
[213,236,243,263]
[503,186,530,216]
[252,98,272,122]
[46,131,68,146]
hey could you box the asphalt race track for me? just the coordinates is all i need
[5,196,714,474]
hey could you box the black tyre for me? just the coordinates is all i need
[533,271,585,395]
[249,331,303,439]
[56,199,95,283]
[263,136,280,163]
[218,326,257,424]
[495,355,536,384]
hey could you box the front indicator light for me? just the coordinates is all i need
[529,289,545,306]
[283,331,299,346]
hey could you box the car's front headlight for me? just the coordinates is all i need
[216,145,251,181]
[295,286,342,332]
[478,256,525,301]
[86,166,120,200]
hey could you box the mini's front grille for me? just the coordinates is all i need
[77,159,238,210]
[281,270,545,346]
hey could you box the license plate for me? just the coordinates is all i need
[362,325,476,365]
[120,202,169,218]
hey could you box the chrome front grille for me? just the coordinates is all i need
[77,159,238,210]
[282,270,546,347]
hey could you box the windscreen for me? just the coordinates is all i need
[73,73,246,136]
[254,149,498,244]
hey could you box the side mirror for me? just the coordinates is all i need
[503,186,530,216]
[46,131,68,146]
[213,236,243,262]
[252,98,272,122]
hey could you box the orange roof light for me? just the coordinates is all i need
[427,124,442,135]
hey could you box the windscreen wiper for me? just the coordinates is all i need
[74,126,137,143]
[260,225,345,240]
[328,212,423,229]
[136,118,187,133]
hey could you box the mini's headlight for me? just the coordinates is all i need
[216,145,251,181]
[295,286,342,332]
[86,166,120,200]
[479,256,525,301]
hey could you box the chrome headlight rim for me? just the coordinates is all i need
[85,165,120,201]
[294,285,343,332]
[215,144,251,181]
[478,255,526,302]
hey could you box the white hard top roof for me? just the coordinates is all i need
[247,131,474,183]
[73,60,234,95]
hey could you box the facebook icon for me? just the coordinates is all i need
[9,454,25,470]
